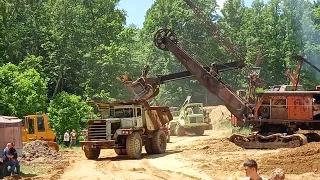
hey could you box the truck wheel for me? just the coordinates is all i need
[145,138,154,154]
[84,146,100,160]
[126,132,142,159]
[152,129,167,154]
[176,126,185,136]
[114,149,127,155]
[194,127,204,136]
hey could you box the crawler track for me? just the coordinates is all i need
[229,133,308,149]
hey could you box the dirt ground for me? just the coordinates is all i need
[6,106,320,180]
[9,129,319,180]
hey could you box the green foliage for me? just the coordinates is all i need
[0,0,320,126]
[0,63,47,117]
[48,92,92,143]
[255,88,267,93]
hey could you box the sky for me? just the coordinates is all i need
[117,0,267,28]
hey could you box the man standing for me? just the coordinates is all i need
[64,130,70,147]
[241,160,268,180]
[70,129,77,147]
[10,143,20,176]
[2,143,14,177]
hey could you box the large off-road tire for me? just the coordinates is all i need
[126,132,142,159]
[114,149,127,155]
[151,129,167,154]
[194,127,204,136]
[175,126,185,136]
[145,138,154,154]
[84,146,101,160]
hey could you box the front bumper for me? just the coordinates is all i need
[79,140,115,149]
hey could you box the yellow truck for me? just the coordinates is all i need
[22,114,59,151]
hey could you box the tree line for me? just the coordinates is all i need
[0,0,319,141]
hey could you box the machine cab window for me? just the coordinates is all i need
[136,108,142,117]
[27,117,35,134]
[37,116,45,132]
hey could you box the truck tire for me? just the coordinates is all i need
[176,126,185,136]
[152,129,167,154]
[126,132,142,159]
[194,127,204,136]
[84,146,100,160]
[114,149,127,155]
[145,138,154,154]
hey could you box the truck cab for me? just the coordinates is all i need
[169,97,210,136]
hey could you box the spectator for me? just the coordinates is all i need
[70,129,77,147]
[64,130,70,147]
[269,168,285,180]
[10,143,20,176]
[2,143,14,177]
[241,160,268,180]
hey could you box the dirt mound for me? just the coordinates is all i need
[20,140,62,162]
[194,139,243,153]
[176,138,243,153]
[260,142,320,174]
[206,105,231,129]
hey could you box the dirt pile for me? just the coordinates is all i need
[260,142,320,174]
[176,138,243,153]
[205,105,231,129]
[20,140,62,162]
[193,139,243,153]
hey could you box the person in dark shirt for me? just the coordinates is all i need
[10,143,20,175]
[2,143,14,177]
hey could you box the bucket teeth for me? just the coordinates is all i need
[118,75,159,100]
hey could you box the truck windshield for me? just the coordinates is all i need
[111,108,134,118]
[186,105,203,115]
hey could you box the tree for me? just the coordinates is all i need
[48,92,93,143]
[0,63,47,117]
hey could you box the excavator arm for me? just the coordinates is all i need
[153,28,250,119]
[119,53,245,102]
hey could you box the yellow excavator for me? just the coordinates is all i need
[22,114,59,151]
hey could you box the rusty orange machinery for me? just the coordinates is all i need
[232,90,320,127]
[230,90,320,148]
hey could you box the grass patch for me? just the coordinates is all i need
[59,145,82,152]
[21,166,47,177]
[213,119,252,136]
[238,127,251,135]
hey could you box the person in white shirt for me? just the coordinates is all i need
[64,130,70,147]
